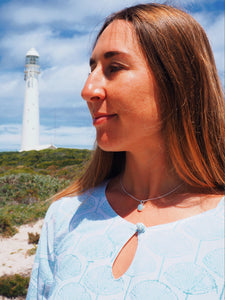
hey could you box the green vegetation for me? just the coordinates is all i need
[0,173,70,205]
[0,216,18,237]
[26,245,38,256]
[28,232,40,244]
[0,148,91,237]
[0,173,70,236]
[0,148,91,179]
[0,274,29,298]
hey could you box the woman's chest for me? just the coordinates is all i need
[49,218,224,300]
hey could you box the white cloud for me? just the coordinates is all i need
[39,63,89,107]
[0,73,23,99]
[40,125,95,148]
[0,2,84,26]
[0,0,138,27]
[192,12,224,80]
[0,27,91,69]
[206,14,224,70]
[0,123,95,151]
[1,0,197,31]
[0,124,21,151]
[190,0,222,3]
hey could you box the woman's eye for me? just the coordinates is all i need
[108,65,123,73]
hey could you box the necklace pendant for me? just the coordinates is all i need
[137,203,144,212]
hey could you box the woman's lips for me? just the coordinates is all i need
[93,114,117,125]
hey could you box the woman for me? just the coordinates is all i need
[27,3,225,299]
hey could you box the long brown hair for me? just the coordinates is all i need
[55,3,225,200]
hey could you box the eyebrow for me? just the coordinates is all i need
[89,51,128,67]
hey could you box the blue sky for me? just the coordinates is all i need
[0,0,224,151]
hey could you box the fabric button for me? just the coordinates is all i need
[136,223,146,233]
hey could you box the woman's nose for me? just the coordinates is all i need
[81,70,106,102]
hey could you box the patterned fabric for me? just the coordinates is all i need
[27,182,225,300]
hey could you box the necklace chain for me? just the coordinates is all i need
[120,177,183,211]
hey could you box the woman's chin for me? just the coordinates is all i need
[96,135,123,152]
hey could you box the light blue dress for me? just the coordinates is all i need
[27,182,224,300]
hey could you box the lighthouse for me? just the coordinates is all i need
[20,48,56,152]
[21,48,40,151]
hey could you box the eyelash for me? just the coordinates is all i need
[108,64,123,73]
[88,63,124,76]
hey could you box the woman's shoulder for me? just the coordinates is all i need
[46,181,108,220]
[39,182,108,237]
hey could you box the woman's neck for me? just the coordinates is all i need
[122,148,182,200]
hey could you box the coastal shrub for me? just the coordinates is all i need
[26,245,37,256]
[2,167,36,176]
[0,201,49,232]
[55,164,86,180]
[0,173,70,205]
[28,232,40,244]
[0,148,91,234]
[0,274,29,297]
[0,216,17,237]
[0,148,91,170]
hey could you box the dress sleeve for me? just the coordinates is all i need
[26,203,57,300]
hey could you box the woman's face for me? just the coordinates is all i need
[81,20,162,152]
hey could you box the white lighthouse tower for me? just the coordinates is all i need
[21,48,56,152]
[21,48,40,151]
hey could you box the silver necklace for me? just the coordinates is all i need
[120,177,183,212]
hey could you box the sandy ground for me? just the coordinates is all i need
[0,219,44,277]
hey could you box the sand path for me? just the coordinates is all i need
[0,219,44,277]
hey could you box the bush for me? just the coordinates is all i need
[28,232,40,244]
[0,202,49,233]
[0,173,70,205]
[0,274,29,297]
[26,245,37,256]
[0,148,91,234]
[0,148,91,171]
[0,216,18,237]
